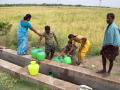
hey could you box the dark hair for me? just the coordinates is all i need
[68,34,76,39]
[24,14,32,20]
[68,40,72,44]
[45,25,50,30]
[107,13,115,19]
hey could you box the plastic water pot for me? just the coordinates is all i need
[52,56,63,63]
[31,48,42,59]
[28,61,40,76]
[63,55,72,65]
[79,85,93,90]
[37,51,46,61]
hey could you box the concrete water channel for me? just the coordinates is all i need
[0,48,120,90]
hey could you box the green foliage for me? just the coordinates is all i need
[0,21,12,36]
[0,6,120,56]
[8,31,17,49]
[88,42,102,56]
[0,72,18,90]
[0,4,83,7]
[13,79,48,90]
[0,71,48,90]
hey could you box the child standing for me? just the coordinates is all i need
[39,25,58,60]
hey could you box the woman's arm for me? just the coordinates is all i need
[30,27,42,36]
[81,38,87,47]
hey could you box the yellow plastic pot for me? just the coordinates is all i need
[28,61,40,76]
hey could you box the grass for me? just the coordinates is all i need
[0,71,48,90]
[0,6,120,89]
[0,6,120,56]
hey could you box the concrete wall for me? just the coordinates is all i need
[0,59,79,90]
[0,49,31,67]
[0,49,120,90]
[40,60,120,90]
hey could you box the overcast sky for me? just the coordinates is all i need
[0,0,120,8]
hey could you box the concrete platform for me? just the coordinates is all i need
[0,49,31,67]
[0,49,120,90]
[0,59,79,90]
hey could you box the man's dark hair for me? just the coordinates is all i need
[45,25,50,30]
[68,34,76,39]
[24,14,32,20]
[107,13,115,19]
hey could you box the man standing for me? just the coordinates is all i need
[99,13,120,74]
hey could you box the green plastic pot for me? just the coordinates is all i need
[63,55,72,65]
[52,56,63,63]
[31,48,42,59]
[36,51,46,61]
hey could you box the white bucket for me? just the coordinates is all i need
[79,85,93,90]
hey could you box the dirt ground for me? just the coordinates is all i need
[54,52,120,77]
[54,51,120,75]
[80,56,120,77]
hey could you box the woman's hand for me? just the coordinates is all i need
[38,33,42,36]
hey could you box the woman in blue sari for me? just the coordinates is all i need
[17,14,40,55]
